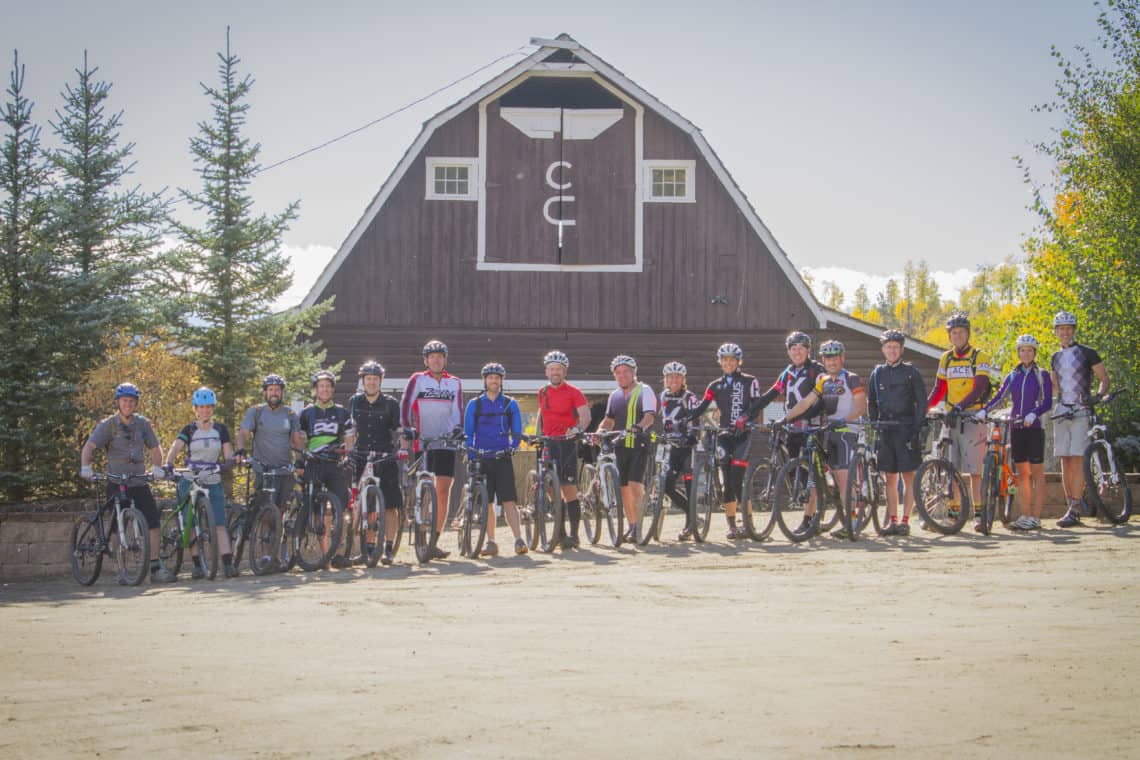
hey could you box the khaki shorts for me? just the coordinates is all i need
[1053,412,1091,458]
[949,418,987,475]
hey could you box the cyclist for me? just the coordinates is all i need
[164,387,237,578]
[401,340,463,559]
[780,340,867,538]
[867,330,927,535]
[298,369,355,567]
[659,361,700,540]
[236,373,303,570]
[927,312,994,531]
[79,383,171,582]
[1050,311,1111,528]
[347,360,403,565]
[984,334,1053,531]
[597,355,658,544]
[756,331,827,463]
[534,350,590,549]
[685,343,764,539]
[463,362,526,556]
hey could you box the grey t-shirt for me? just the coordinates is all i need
[241,404,299,469]
[87,414,160,484]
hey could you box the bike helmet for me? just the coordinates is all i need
[1016,334,1040,350]
[662,361,687,376]
[113,382,140,400]
[946,312,971,331]
[1053,310,1078,327]
[819,340,845,357]
[880,329,906,346]
[785,331,812,349]
[610,354,637,372]
[191,387,217,406]
[543,350,569,368]
[717,342,743,360]
[481,362,506,377]
[262,373,286,390]
[358,360,385,377]
[311,369,336,387]
[422,340,448,357]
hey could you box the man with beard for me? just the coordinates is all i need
[237,373,304,515]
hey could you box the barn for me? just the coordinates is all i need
[301,34,943,411]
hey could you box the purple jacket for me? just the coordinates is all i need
[984,363,1053,427]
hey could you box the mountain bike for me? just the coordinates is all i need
[401,429,463,563]
[771,421,845,542]
[689,422,761,543]
[346,450,400,568]
[293,448,347,571]
[458,449,513,557]
[229,460,290,576]
[979,412,1020,534]
[520,433,574,551]
[159,463,224,579]
[844,420,902,540]
[740,424,786,541]
[70,473,153,586]
[913,410,974,534]
[580,430,628,547]
[637,431,692,545]
[1052,390,1132,524]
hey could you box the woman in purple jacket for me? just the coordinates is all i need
[985,334,1053,530]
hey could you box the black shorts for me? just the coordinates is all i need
[717,433,752,469]
[308,459,349,509]
[825,431,858,469]
[546,439,579,485]
[616,446,650,485]
[351,457,403,510]
[478,455,518,504]
[425,449,456,478]
[785,431,807,460]
[107,484,160,529]
[876,429,922,474]
[1010,427,1045,464]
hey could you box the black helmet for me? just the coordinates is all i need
[358,361,385,378]
[946,312,971,331]
[311,369,336,387]
[422,340,448,357]
[785,331,812,349]
[880,329,906,346]
[262,374,286,390]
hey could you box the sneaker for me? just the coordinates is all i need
[895,522,910,537]
[623,527,638,544]
[380,544,394,566]
[879,521,897,536]
[191,565,205,580]
[514,538,528,555]
[330,555,352,569]
[677,527,693,541]
[1027,517,1042,530]
[973,519,984,533]
[224,562,238,578]
[726,523,743,540]
[480,540,499,557]
[795,516,814,536]
[1056,509,1082,528]
[152,567,177,583]
[1010,515,1032,531]
[559,536,577,550]
[430,546,450,560]
[830,526,851,539]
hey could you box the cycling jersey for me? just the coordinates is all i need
[1050,343,1103,407]
[604,382,658,448]
[814,369,865,426]
[929,346,994,411]
[349,392,400,454]
[400,371,462,447]
[86,414,160,485]
[538,381,587,436]
[174,422,231,485]
[984,364,1052,428]
[692,371,764,428]
[659,389,699,440]
[299,402,353,455]
[758,360,825,429]
[464,392,522,452]
[868,362,925,427]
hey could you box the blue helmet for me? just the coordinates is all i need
[191,387,217,406]
[114,382,140,400]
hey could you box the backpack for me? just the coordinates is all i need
[941,348,993,405]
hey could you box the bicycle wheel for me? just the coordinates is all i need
[579,463,603,545]
[843,455,873,540]
[603,464,622,547]
[914,458,970,534]
[227,506,248,570]
[1084,440,1132,524]
[391,501,406,558]
[69,512,104,586]
[360,485,385,567]
[773,459,816,543]
[465,483,490,558]
[978,453,999,536]
[112,506,150,586]
[159,509,184,577]
[413,479,439,564]
[249,505,281,576]
[816,466,841,534]
[296,491,341,571]
[521,470,540,550]
[280,496,300,572]
[870,470,895,536]
[639,470,667,546]
[689,457,716,543]
[742,456,780,541]
[194,494,219,580]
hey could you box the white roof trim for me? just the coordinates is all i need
[819,307,943,360]
[301,35,825,327]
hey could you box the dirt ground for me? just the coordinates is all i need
[1,512,1138,759]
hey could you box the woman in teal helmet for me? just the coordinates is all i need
[164,387,238,578]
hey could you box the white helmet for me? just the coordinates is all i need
[716,342,743,360]
[662,361,687,376]
[1053,310,1078,327]
[543,350,569,368]
[1016,334,1040,350]
[610,354,637,372]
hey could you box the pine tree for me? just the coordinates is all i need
[169,30,332,438]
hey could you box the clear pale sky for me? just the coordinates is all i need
[3,1,1101,305]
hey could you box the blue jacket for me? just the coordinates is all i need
[463,393,522,453]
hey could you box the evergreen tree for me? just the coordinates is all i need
[169,30,332,438]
